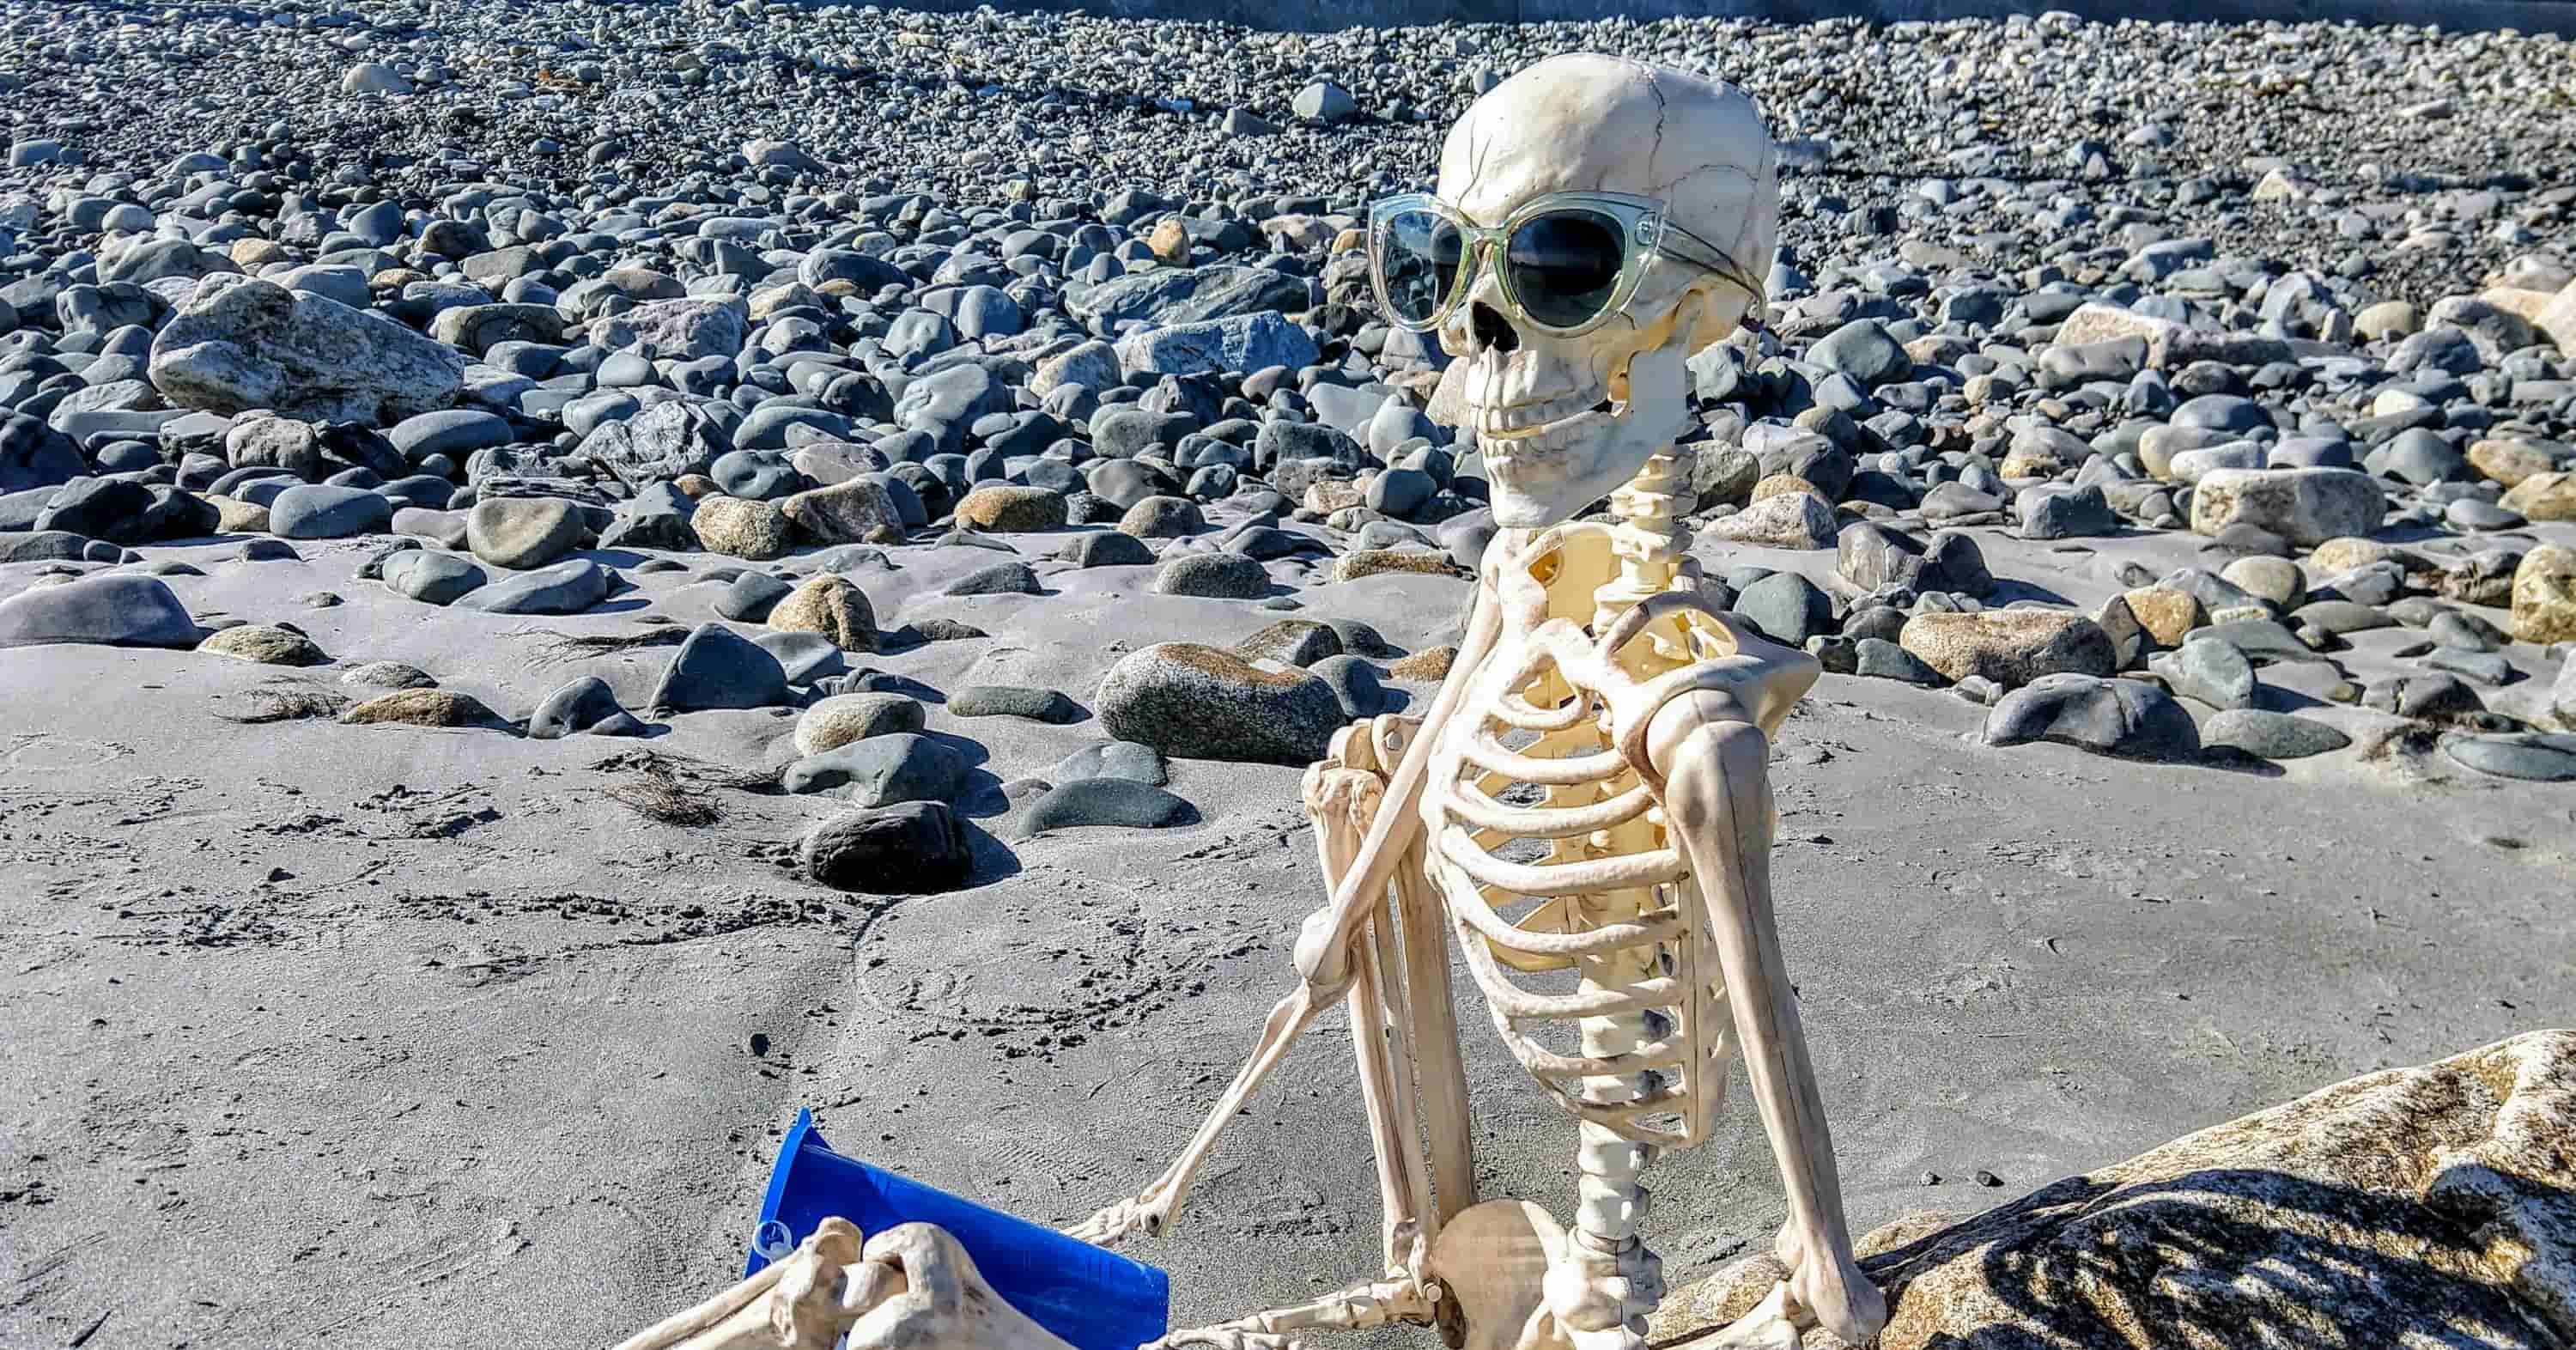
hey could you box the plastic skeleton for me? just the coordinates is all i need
[617,53,1886,1350]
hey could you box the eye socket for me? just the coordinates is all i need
[1506,209,1626,329]
[1375,208,1463,326]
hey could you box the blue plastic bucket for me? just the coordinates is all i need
[746,1108,1171,1350]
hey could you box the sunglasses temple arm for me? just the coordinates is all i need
[1656,225,1768,310]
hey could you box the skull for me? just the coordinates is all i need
[1425,54,1779,530]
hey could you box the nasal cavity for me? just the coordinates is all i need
[1470,301,1519,354]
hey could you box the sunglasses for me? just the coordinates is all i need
[1367,190,1766,339]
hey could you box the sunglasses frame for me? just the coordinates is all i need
[1367,190,1766,340]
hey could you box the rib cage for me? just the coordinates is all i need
[1422,522,1810,1151]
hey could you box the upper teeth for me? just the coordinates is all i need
[1474,387,1604,438]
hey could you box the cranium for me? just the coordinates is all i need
[1425,54,1779,530]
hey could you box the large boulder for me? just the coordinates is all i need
[585,297,748,362]
[1899,610,2117,687]
[2052,301,2295,369]
[577,400,726,487]
[1113,311,1320,379]
[779,477,904,545]
[466,497,587,569]
[691,496,795,560]
[1983,672,2200,759]
[1655,1031,2576,1350]
[1096,642,1348,765]
[2189,467,2384,547]
[1703,491,1836,549]
[956,484,1068,532]
[147,275,465,423]
[649,623,790,713]
[2512,544,2576,646]
[2502,471,2576,523]
[1067,265,1312,328]
[767,575,878,652]
[0,575,199,649]
[0,411,85,493]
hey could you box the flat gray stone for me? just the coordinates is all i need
[451,558,607,614]
[1024,779,1195,832]
[382,550,488,605]
[2202,709,2352,760]
[2442,732,2576,781]
[1048,739,1170,787]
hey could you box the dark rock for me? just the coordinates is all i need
[945,561,1045,596]
[787,733,970,807]
[949,684,1084,723]
[649,623,791,713]
[1024,779,1195,832]
[0,575,199,649]
[1984,672,2201,759]
[803,802,973,893]
[1061,531,1156,567]
[528,675,644,739]
[1309,653,1388,718]
[1734,572,1834,645]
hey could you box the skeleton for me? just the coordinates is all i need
[621,53,1886,1350]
